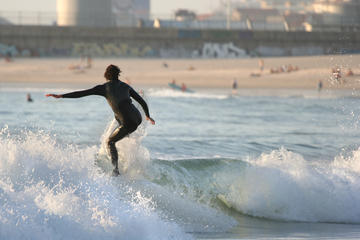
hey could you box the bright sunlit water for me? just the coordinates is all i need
[1,84,360,239]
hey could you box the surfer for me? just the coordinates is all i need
[181,83,187,92]
[46,64,155,176]
[232,78,238,95]
[26,93,33,102]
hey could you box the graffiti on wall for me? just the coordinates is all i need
[192,42,248,58]
[72,43,155,57]
[0,43,31,57]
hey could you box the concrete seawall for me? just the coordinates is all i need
[0,25,359,58]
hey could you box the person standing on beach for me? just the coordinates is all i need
[317,80,323,92]
[258,59,264,72]
[46,64,155,176]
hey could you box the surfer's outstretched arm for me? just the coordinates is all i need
[46,85,105,99]
[129,88,155,125]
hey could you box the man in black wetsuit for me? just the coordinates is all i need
[46,64,155,176]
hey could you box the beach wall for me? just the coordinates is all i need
[0,25,359,58]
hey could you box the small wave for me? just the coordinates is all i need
[142,149,360,224]
[98,121,360,225]
[97,120,237,233]
[0,111,13,115]
[0,128,192,240]
[217,147,360,223]
[4,123,359,239]
[147,88,228,100]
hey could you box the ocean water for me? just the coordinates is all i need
[1,84,360,240]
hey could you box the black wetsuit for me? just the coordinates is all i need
[62,80,150,171]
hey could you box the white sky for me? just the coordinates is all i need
[0,0,219,16]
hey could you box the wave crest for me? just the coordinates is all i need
[220,147,360,223]
[0,127,192,240]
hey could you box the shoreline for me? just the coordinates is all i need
[0,55,360,90]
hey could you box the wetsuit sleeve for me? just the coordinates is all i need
[62,85,105,98]
[129,88,150,118]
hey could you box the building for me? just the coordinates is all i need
[311,0,360,31]
[231,8,286,31]
[57,0,113,27]
[175,9,197,22]
[232,8,280,22]
[0,17,12,25]
[313,0,360,24]
[112,0,150,27]
[283,13,307,31]
[57,0,150,27]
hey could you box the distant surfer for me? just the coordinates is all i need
[27,93,33,102]
[46,64,155,176]
[181,83,187,92]
[232,78,238,95]
[232,78,238,90]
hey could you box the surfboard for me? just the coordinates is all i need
[168,83,194,93]
[217,194,232,209]
[95,153,122,177]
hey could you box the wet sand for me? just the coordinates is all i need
[0,55,359,90]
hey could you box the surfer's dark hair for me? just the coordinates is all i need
[104,64,121,80]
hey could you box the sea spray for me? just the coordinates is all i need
[219,147,360,223]
[97,120,237,233]
[147,88,228,100]
[140,147,360,224]
[98,114,150,178]
[0,128,192,240]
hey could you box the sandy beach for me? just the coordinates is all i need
[0,55,360,90]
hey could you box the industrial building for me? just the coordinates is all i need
[311,0,360,31]
[56,0,150,27]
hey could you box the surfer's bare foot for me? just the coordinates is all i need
[112,168,120,176]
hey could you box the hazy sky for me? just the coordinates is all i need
[0,0,219,16]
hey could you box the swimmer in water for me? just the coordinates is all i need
[46,64,155,176]
[27,93,33,102]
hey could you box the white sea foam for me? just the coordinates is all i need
[98,120,237,233]
[0,122,236,240]
[98,118,151,178]
[97,117,360,225]
[0,127,192,240]
[147,88,228,100]
[220,147,360,223]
